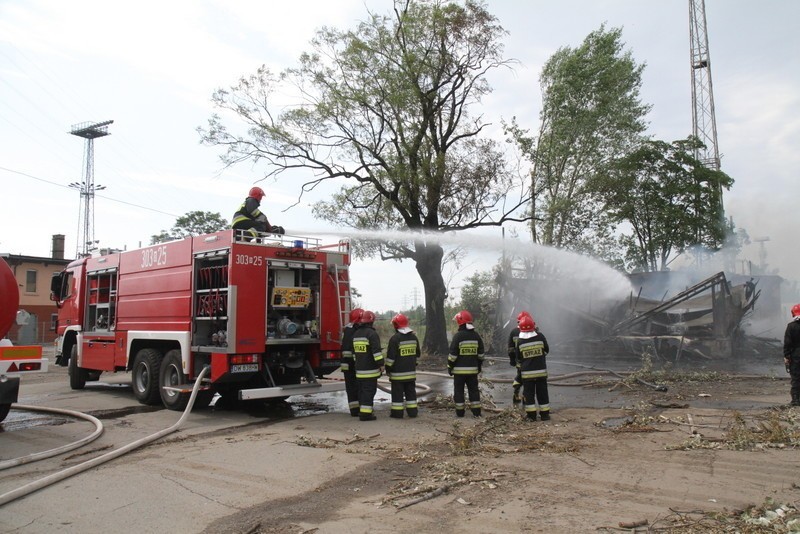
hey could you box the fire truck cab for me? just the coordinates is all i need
[50,230,352,410]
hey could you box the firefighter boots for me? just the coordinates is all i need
[350,408,360,417]
[539,412,551,421]
[512,385,522,404]
[455,409,465,418]
[471,407,482,417]
[390,411,404,419]
[791,396,800,407]
[526,413,537,421]
[360,414,377,421]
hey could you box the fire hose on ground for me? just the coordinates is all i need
[0,406,103,471]
[0,359,663,505]
[416,358,667,392]
[0,366,210,507]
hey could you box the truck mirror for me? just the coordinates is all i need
[50,272,65,308]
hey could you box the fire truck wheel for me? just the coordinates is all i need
[0,403,10,423]
[132,348,163,405]
[69,345,88,390]
[159,350,190,411]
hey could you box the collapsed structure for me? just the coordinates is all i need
[496,267,783,361]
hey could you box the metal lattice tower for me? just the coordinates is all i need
[69,120,113,257]
[688,0,721,173]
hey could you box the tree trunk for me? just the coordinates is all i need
[414,242,449,356]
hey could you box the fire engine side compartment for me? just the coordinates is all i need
[228,242,268,353]
[116,240,194,336]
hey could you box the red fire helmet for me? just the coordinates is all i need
[792,303,800,318]
[519,315,537,332]
[517,310,531,322]
[349,308,364,324]
[454,310,473,326]
[248,186,265,201]
[391,313,409,329]
[360,310,376,324]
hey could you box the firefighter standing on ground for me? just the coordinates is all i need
[783,304,800,407]
[341,308,364,417]
[508,310,531,404]
[448,310,485,417]
[385,313,421,419]
[231,187,284,239]
[516,314,551,421]
[352,311,383,421]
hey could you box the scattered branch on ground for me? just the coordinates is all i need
[642,498,800,532]
[295,433,381,448]
[665,409,800,451]
[440,409,581,455]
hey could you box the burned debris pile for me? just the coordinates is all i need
[498,269,771,361]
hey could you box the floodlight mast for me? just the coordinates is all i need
[689,1,722,206]
[69,120,113,257]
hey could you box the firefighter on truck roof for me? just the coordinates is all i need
[231,186,284,239]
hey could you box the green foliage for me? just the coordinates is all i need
[150,211,228,244]
[508,24,649,260]
[601,136,734,271]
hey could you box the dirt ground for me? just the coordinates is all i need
[3,351,799,533]
[198,360,800,534]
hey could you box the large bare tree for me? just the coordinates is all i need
[199,0,530,355]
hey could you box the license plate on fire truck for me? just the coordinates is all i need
[231,364,259,373]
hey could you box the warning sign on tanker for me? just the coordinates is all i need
[271,287,312,308]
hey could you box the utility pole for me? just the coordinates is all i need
[753,236,770,273]
[69,120,113,257]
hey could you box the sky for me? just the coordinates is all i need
[1,0,798,313]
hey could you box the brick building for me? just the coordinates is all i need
[2,235,72,345]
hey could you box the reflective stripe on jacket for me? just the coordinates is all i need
[353,325,383,379]
[448,326,484,375]
[517,331,549,380]
[386,331,420,381]
[232,197,264,227]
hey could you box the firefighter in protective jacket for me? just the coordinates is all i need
[352,310,383,421]
[783,303,800,406]
[385,313,420,418]
[231,187,284,239]
[448,310,485,417]
[341,308,364,416]
[516,314,550,421]
[507,310,531,404]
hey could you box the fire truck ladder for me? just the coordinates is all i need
[329,263,352,339]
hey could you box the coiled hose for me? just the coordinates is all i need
[0,405,103,471]
[0,366,210,507]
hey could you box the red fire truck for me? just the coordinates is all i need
[49,230,352,411]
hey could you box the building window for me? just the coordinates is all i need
[51,313,58,331]
[26,270,37,293]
